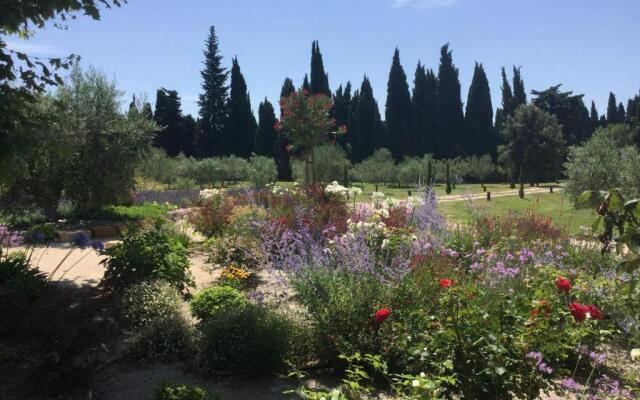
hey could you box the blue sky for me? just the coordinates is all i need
[6,0,640,118]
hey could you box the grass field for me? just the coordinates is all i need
[438,192,595,235]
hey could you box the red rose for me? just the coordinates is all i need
[439,279,453,288]
[569,302,588,322]
[375,308,391,323]
[555,277,572,293]
[586,304,603,320]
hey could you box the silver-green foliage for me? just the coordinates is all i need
[247,154,278,188]
[565,124,640,199]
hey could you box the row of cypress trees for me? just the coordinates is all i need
[149,25,640,176]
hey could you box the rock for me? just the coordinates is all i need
[104,240,122,249]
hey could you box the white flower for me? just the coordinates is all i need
[406,196,424,207]
[371,191,386,200]
[381,239,390,249]
[411,379,420,387]
[199,188,223,200]
[325,181,349,197]
[420,372,426,378]
[631,348,640,362]
[348,187,362,197]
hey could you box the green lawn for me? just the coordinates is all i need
[438,192,595,235]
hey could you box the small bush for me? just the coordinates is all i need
[203,234,262,269]
[101,224,193,293]
[196,304,294,375]
[129,314,195,362]
[120,280,183,329]
[190,286,249,322]
[155,383,219,400]
[247,154,278,188]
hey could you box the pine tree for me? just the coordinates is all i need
[590,101,599,129]
[224,57,257,157]
[280,77,296,98]
[351,76,382,162]
[532,85,591,145]
[512,66,526,108]
[198,26,228,157]
[464,62,495,156]
[435,44,464,158]
[310,40,331,96]
[255,98,277,157]
[385,48,412,160]
[606,92,618,123]
[302,74,310,92]
[154,88,184,156]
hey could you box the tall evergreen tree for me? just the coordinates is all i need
[180,115,197,157]
[464,63,495,156]
[255,98,278,157]
[435,44,464,158]
[606,92,618,123]
[495,67,514,133]
[280,77,296,98]
[198,26,228,157]
[385,48,412,160]
[333,82,352,151]
[224,57,257,157]
[589,101,599,129]
[352,76,382,162]
[141,102,153,121]
[512,66,527,108]
[410,63,438,156]
[154,88,184,156]
[617,102,626,123]
[302,74,310,92]
[310,40,331,96]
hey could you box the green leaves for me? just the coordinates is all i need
[575,190,605,208]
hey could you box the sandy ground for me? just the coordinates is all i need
[438,186,558,202]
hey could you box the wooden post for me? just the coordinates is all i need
[408,190,412,197]
[487,192,491,201]
[550,186,554,193]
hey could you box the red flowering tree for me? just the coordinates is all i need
[276,90,345,185]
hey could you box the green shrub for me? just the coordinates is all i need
[247,154,277,188]
[101,224,193,293]
[203,235,262,269]
[292,143,351,184]
[190,286,249,322]
[120,280,183,329]
[129,314,195,362]
[25,223,57,242]
[0,254,49,333]
[196,304,294,374]
[155,383,219,400]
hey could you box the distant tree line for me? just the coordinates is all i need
[146,25,640,182]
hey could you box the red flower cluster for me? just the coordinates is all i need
[439,279,453,288]
[569,302,603,322]
[555,276,572,293]
[531,299,551,319]
[375,308,391,323]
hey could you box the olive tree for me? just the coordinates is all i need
[353,148,396,192]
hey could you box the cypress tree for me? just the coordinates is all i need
[280,77,296,98]
[606,92,618,123]
[589,101,599,129]
[128,94,138,117]
[435,44,464,158]
[352,76,382,162]
[617,102,626,123]
[255,98,278,157]
[302,74,310,92]
[512,66,526,108]
[532,85,591,145]
[464,62,495,156]
[224,57,257,157]
[333,82,352,151]
[411,63,437,156]
[277,80,294,180]
[385,48,412,160]
[310,40,331,96]
[180,115,197,157]
[198,26,228,157]
[410,62,427,157]
[495,66,514,133]
[154,88,184,156]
